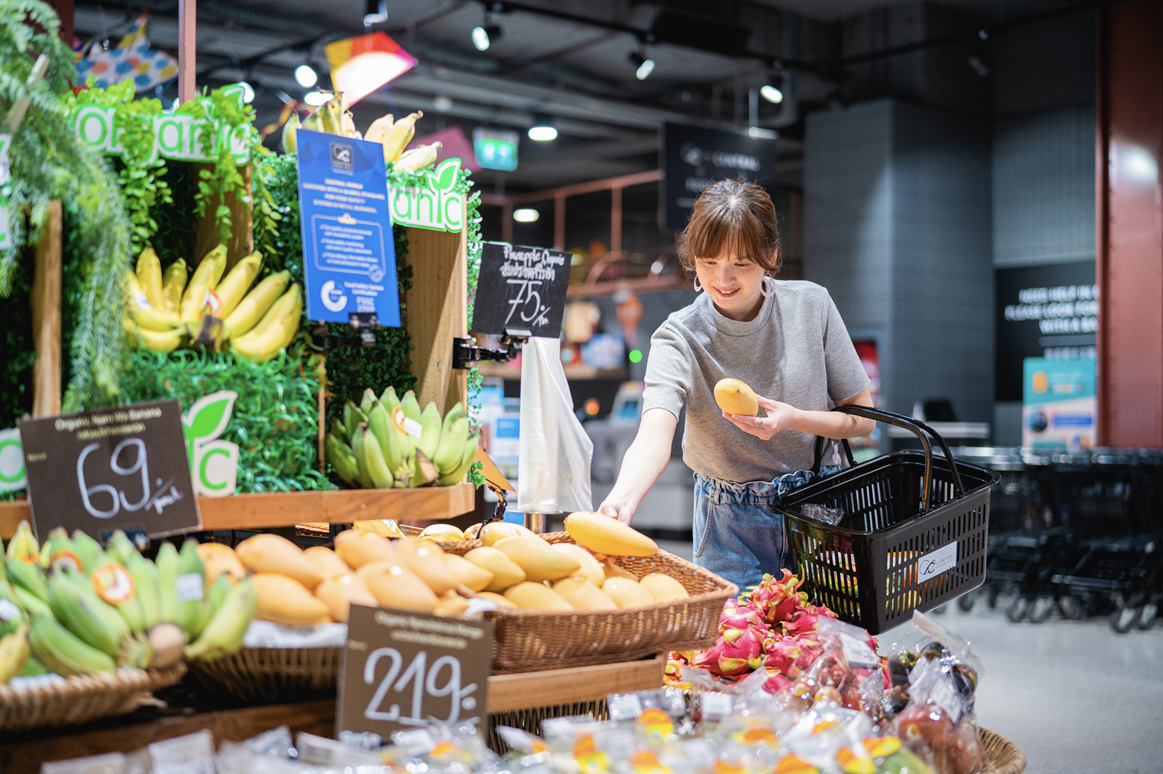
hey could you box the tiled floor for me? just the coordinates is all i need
[657,538,1163,774]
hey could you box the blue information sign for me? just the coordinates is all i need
[297,129,400,326]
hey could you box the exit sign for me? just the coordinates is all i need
[473,128,518,171]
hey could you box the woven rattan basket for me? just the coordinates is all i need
[0,663,186,734]
[186,646,341,703]
[451,532,738,674]
[980,728,1027,774]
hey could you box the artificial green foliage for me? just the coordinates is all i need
[0,0,134,411]
[464,188,485,487]
[0,255,33,430]
[121,349,333,493]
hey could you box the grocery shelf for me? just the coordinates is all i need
[0,483,476,539]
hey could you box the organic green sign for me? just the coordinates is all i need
[181,391,239,497]
[389,159,465,233]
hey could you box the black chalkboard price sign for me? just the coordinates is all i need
[17,399,201,540]
[470,242,572,339]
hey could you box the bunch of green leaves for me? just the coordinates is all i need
[0,0,134,411]
[121,349,333,492]
[464,187,484,487]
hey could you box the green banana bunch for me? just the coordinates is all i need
[28,613,115,677]
[105,530,138,565]
[222,270,290,339]
[417,402,443,460]
[71,531,104,577]
[350,424,375,489]
[7,555,48,604]
[343,400,368,443]
[437,432,481,486]
[367,400,403,474]
[3,577,50,618]
[330,418,349,446]
[47,568,150,668]
[155,541,180,626]
[121,549,161,631]
[0,582,26,638]
[39,527,80,571]
[185,576,257,661]
[360,387,378,417]
[19,654,49,677]
[176,539,212,640]
[359,422,395,488]
[432,402,468,474]
[325,433,361,487]
[0,621,31,683]
[207,573,232,621]
[410,450,438,487]
[90,552,149,636]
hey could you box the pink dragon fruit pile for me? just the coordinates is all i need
[670,570,854,690]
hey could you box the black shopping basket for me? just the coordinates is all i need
[775,405,1001,634]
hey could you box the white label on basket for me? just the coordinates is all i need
[175,572,204,602]
[700,692,734,718]
[928,674,965,724]
[916,542,958,584]
[840,633,879,670]
[0,598,21,623]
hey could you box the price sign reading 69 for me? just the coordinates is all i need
[18,399,201,540]
[337,605,492,740]
[471,242,571,339]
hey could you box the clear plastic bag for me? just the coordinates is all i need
[518,336,594,514]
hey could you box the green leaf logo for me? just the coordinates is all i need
[433,159,461,193]
[183,390,238,443]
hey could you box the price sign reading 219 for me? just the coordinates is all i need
[337,605,492,740]
[471,242,571,340]
[18,399,202,540]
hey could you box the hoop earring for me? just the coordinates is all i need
[693,276,703,292]
[760,276,776,298]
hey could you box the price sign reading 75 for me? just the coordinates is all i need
[472,242,571,339]
[506,279,552,329]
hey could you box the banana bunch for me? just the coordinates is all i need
[362,111,423,164]
[396,141,442,172]
[325,388,480,490]
[122,243,302,363]
[299,93,360,139]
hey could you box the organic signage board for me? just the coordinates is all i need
[297,128,401,327]
[660,122,776,231]
[389,159,467,232]
[18,400,201,540]
[336,604,492,743]
[470,242,571,339]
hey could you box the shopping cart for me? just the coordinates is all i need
[775,405,1000,634]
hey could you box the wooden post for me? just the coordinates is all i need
[178,0,197,105]
[30,201,62,418]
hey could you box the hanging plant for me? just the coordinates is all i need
[0,0,134,413]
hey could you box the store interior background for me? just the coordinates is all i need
[59,0,1160,770]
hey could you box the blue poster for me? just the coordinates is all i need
[296,129,400,326]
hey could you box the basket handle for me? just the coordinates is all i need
[810,405,967,513]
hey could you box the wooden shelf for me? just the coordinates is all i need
[0,657,664,773]
[0,484,476,539]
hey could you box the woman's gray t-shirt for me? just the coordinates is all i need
[642,280,871,483]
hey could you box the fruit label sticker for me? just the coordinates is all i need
[470,242,572,339]
[388,159,465,232]
[297,129,401,327]
[0,427,26,493]
[336,604,492,740]
[17,399,201,540]
[181,391,240,498]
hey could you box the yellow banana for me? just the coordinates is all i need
[364,113,394,144]
[230,284,302,363]
[161,259,187,317]
[382,111,422,163]
[124,318,183,353]
[232,281,299,343]
[135,247,167,313]
[124,271,180,331]
[180,244,228,323]
[281,112,301,155]
[223,270,290,338]
[214,252,263,319]
[395,142,441,171]
[342,110,360,139]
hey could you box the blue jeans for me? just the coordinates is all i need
[692,467,840,594]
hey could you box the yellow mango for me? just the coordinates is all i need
[714,378,759,416]
[335,529,397,569]
[236,534,324,590]
[444,554,494,592]
[479,522,535,547]
[432,590,470,618]
[196,542,247,584]
[602,577,655,609]
[552,577,617,610]
[563,512,659,557]
[639,573,690,603]
[357,560,439,613]
[394,538,457,594]
[603,559,638,582]
[419,524,465,543]
[354,519,405,539]
[304,546,352,583]
[476,591,517,609]
[315,574,378,623]
[463,547,526,592]
[494,536,580,583]
[504,581,573,611]
[253,573,332,625]
[551,543,605,587]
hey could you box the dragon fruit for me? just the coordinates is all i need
[747,570,808,624]
[763,633,824,678]
[694,626,767,677]
[719,597,769,635]
[762,671,793,694]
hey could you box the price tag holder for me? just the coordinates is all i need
[336,604,493,740]
[18,399,201,540]
[470,242,571,339]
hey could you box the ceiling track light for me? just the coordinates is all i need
[628,50,654,80]
[295,64,318,88]
[364,0,387,26]
[528,112,557,141]
[760,73,783,104]
[472,23,501,51]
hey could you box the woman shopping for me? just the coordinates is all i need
[597,180,875,592]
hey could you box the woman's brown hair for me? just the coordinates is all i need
[677,180,781,278]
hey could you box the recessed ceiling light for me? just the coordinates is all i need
[295,64,318,88]
[760,83,783,104]
[528,124,557,141]
[514,208,540,222]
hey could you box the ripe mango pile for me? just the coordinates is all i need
[215,512,690,626]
